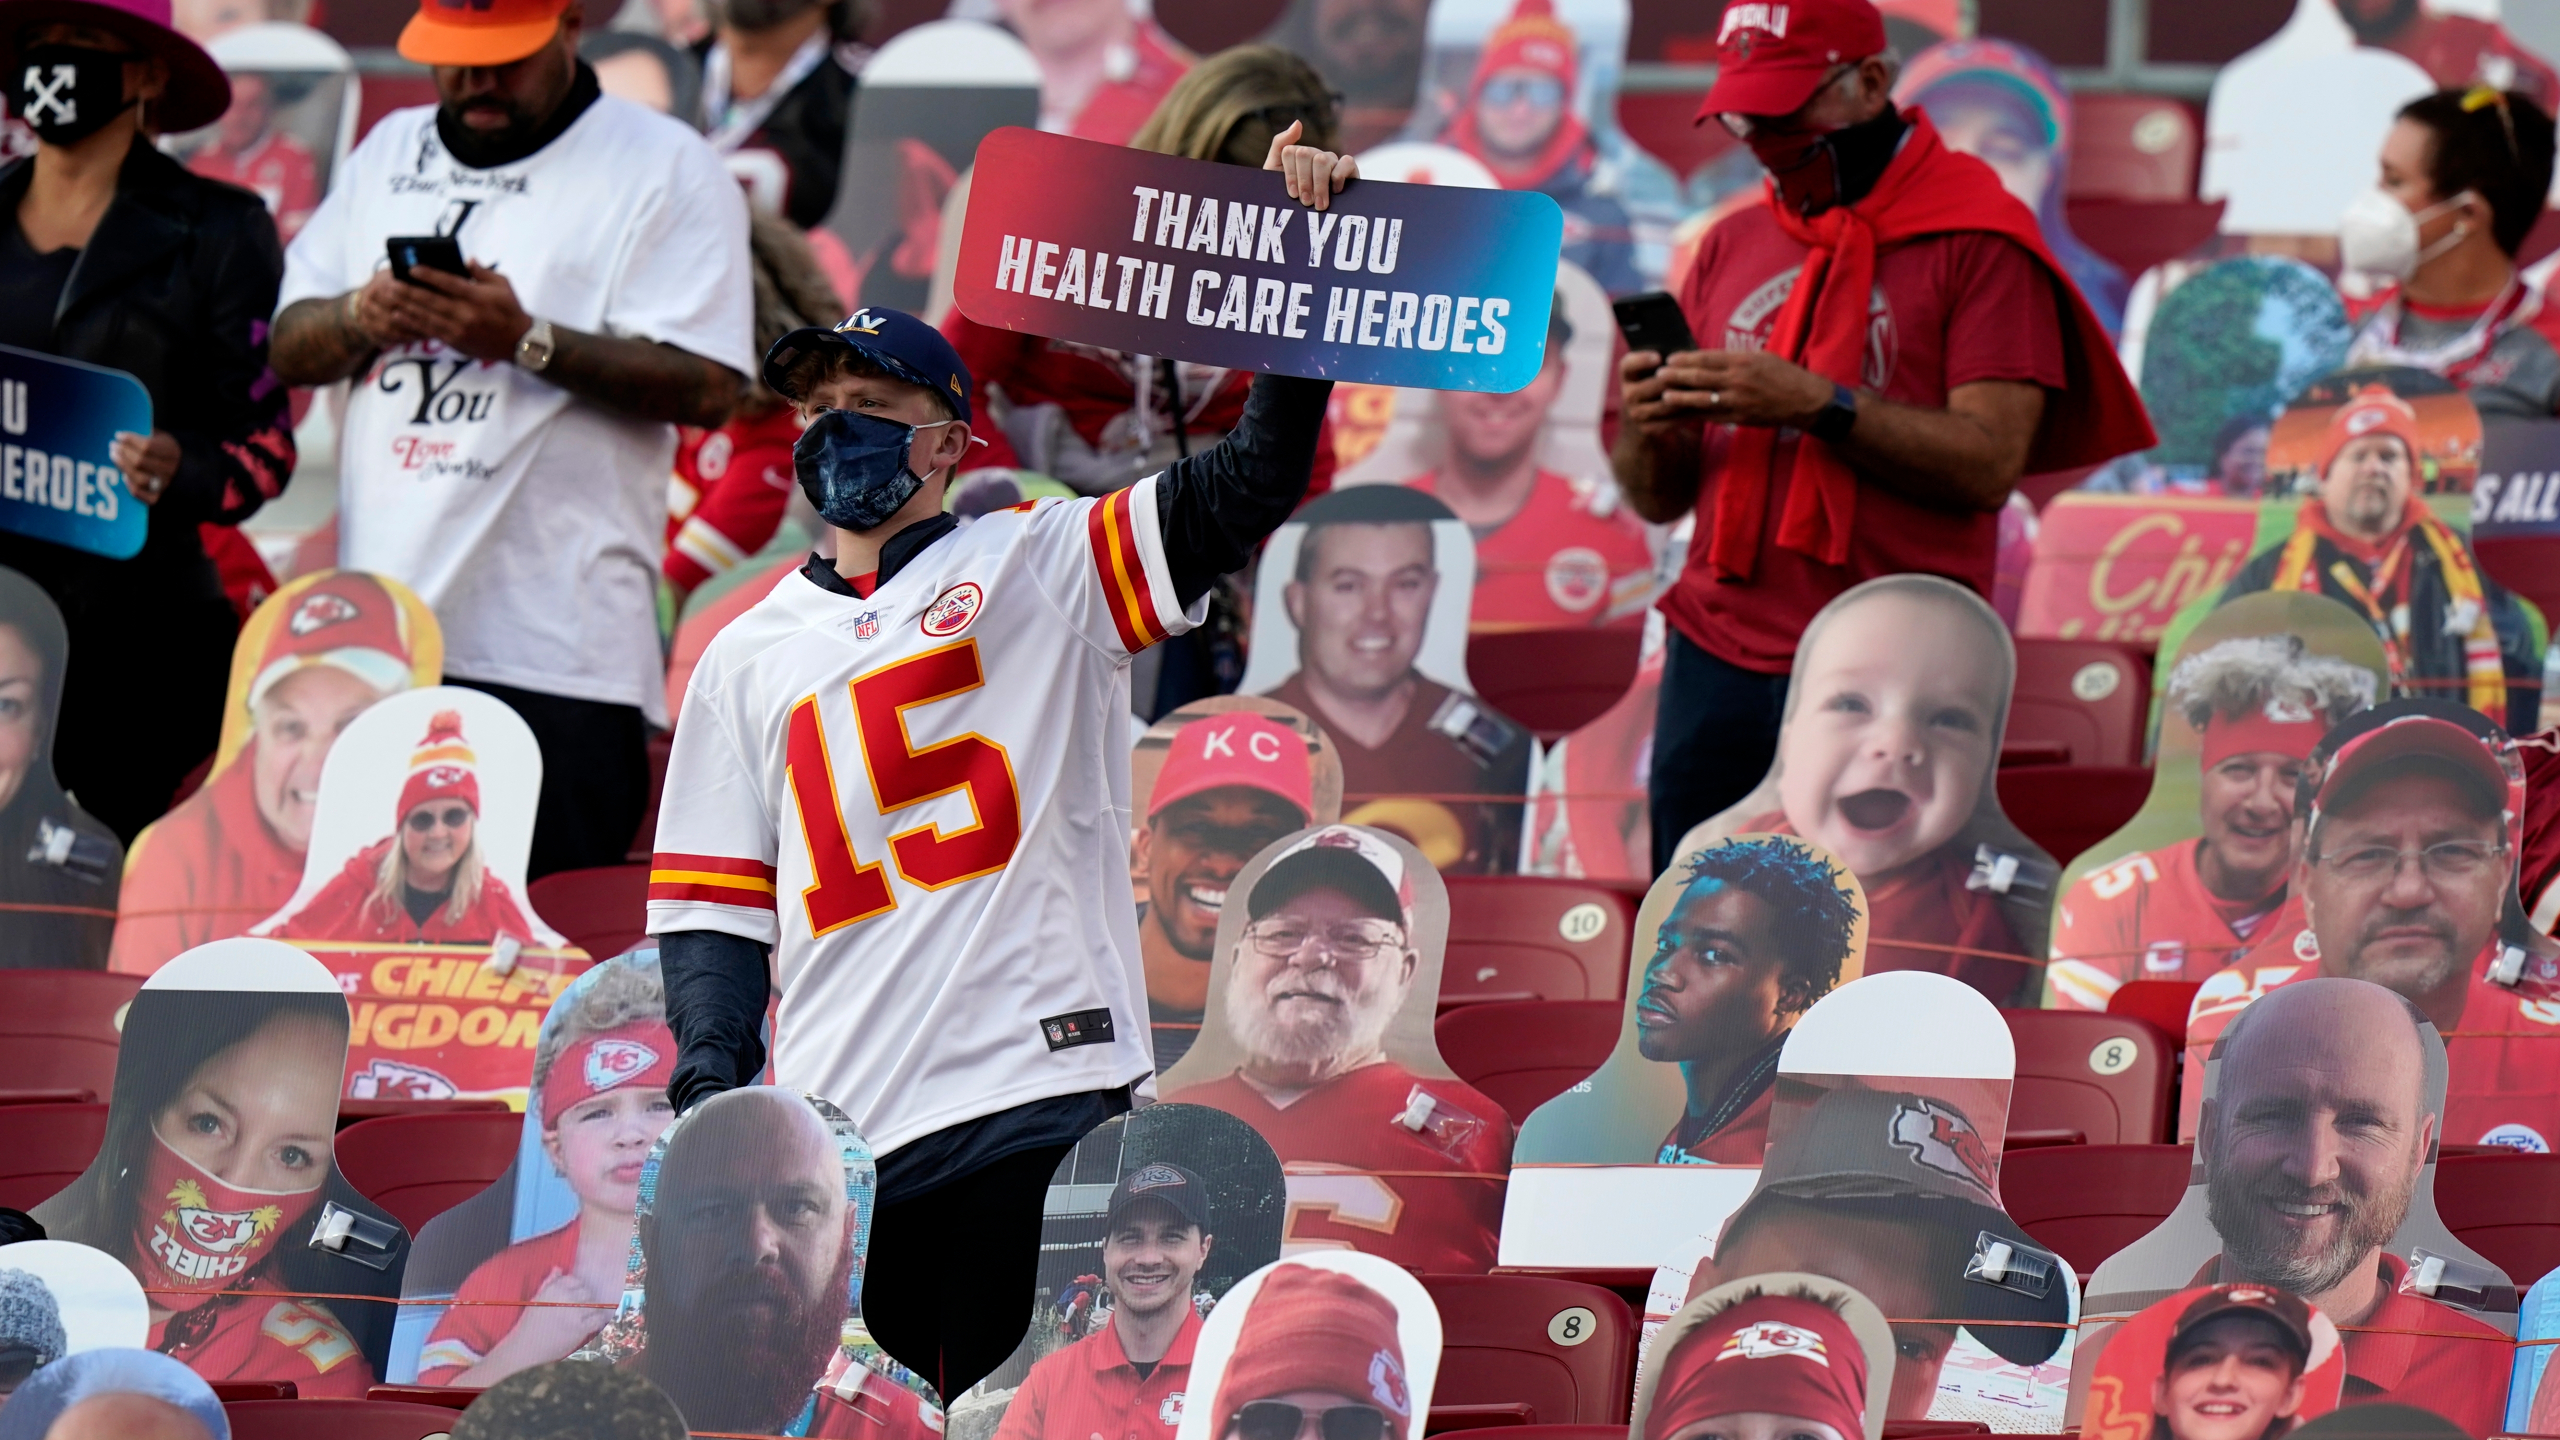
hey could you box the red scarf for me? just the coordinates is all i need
[1708,110,2156,579]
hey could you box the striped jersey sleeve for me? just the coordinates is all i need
[647,681,782,945]
[1039,473,1204,657]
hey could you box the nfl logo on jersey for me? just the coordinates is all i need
[855,610,879,640]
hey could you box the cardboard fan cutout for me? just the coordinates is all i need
[1674,574,2057,1008]
[452,1359,690,1440]
[2200,6,2434,237]
[2507,1265,2560,1432]
[0,565,119,970]
[30,939,412,1394]
[170,23,358,246]
[1252,0,1434,153]
[389,949,677,1386]
[2075,1282,2347,1440]
[1157,824,1512,1273]
[0,1240,151,1390]
[251,686,588,1107]
[0,1348,231,1440]
[570,1086,945,1440]
[943,1104,1287,1440]
[1505,832,1867,1271]
[2044,590,2388,1010]
[113,570,443,977]
[1131,697,1346,1073]
[1526,610,1667,882]
[2088,975,2515,1436]
[1168,1252,1443,1440]
[1629,1273,1895,1440]
[1637,971,2080,1427]
[1241,487,1530,876]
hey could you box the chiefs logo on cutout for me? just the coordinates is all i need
[178,1206,267,1254]
[349,1057,458,1101]
[1543,547,1609,613]
[1716,1319,1829,1365]
[585,1038,660,1091]
[289,592,361,636]
[922,582,984,637]
[1888,1097,1997,1196]
[1368,1348,1411,1417]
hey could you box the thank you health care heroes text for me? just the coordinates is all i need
[0,345,149,560]
[954,127,1563,393]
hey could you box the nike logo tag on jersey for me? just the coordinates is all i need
[1040,1008,1115,1052]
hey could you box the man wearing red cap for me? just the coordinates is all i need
[1611,0,2152,876]
[1441,0,1641,294]
[1641,1289,1874,1440]
[2219,387,2537,732]
[2048,635,2375,1010]
[1138,711,1317,1071]
[113,573,427,974]
[1208,1264,1416,1440]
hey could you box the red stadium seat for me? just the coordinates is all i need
[1463,629,1644,743]
[1425,1428,1619,1440]
[0,969,140,1100]
[527,863,650,960]
[2434,1152,2560,1289]
[0,1102,107,1210]
[2008,640,2151,768]
[2003,1009,2175,1145]
[1441,876,1639,1006]
[2108,979,2203,1049]
[224,1399,471,1440]
[369,1386,480,1410]
[2061,199,2226,278]
[1422,1275,1637,1427]
[336,1098,514,1130]
[1996,765,2151,869]
[334,1111,524,1235]
[1435,1001,1619,1127]
[1999,1142,2191,1278]
[2067,94,2201,201]
[2476,533,2560,630]
[211,1382,297,1401]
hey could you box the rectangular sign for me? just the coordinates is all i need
[0,343,150,560]
[300,941,592,1107]
[2015,493,2262,645]
[955,126,1564,392]
[2476,418,2560,535]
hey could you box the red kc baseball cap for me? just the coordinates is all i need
[1149,712,1315,824]
[1697,0,1889,121]
[399,0,572,68]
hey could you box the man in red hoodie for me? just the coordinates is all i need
[1613,0,2153,874]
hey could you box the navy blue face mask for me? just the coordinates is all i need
[792,408,961,532]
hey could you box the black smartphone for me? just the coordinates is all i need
[1612,290,1697,362]
[387,234,469,285]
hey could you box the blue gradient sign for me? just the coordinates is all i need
[0,345,148,560]
[955,127,1564,392]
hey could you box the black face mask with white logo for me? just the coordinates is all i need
[13,45,135,148]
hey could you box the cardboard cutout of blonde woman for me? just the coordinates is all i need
[1131,698,1346,1073]
[1169,1253,1441,1440]
[2176,699,2560,1155]
[0,1241,151,1399]
[1638,972,2079,1426]
[2044,592,2387,1011]
[0,566,119,969]
[0,1348,231,1440]
[112,571,442,977]
[1240,487,1530,876]
[1158,825,1511,1273]
[252,687,587,1107]
[30,940,411,1395]
[387,950,677,1387]
[2076,1283,2346,1440]
[2086,976,2515,1436]
[943,1105,1286,1440]
[1630,1274,1894,1440]
[1675,575,2056,1008]
[571,1087,945,1440]
[1503,834,1866,1271]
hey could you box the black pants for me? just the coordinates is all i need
[865,1142,1071,1399]
[57,597,236,844]
[1648,627,1791,876]
[446,678,649,880]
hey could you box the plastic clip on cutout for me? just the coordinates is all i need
[307,1202,404,1270]
[2401,1248,2508,1309]
[485,934,522,977]
[29,816,114,881]
[2489,944,2528,987]
[1966,846,2055,897]
[1966,1231,2058,1299]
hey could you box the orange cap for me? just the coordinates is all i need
[398,0,570,67]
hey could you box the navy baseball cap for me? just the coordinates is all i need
[1106,1161,1212,1232]
[763,305,974,422]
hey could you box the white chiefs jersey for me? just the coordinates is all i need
[647,478,1201,1151]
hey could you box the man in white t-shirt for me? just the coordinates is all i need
[269,0,754,875]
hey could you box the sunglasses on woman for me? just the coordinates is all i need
[0,1342,46,1392]
[406,805,472,832]
[1229,1401,1390,1440]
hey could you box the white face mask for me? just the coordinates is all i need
[2338,185,2477,280]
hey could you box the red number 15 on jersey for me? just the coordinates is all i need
[785,638,1025,935]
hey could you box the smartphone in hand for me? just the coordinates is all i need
[1612,291,1697,371]
[387,235,469,286]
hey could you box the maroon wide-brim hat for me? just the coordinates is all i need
[1,0,231,134]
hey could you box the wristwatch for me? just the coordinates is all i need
[1808,382,1858,444]
[515,316,557,374]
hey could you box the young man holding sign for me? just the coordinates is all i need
[649,127,1351,1401]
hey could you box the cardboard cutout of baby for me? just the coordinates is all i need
[0,566,119,970]
[1158,825,1512,1273]
[1630,1273,1895,1440]
[452,1359,690,1440]
[0,1241,151,1399]
[2077,1284,2347,1440]
[573,1086,945,1440]
[0,1348,231,1440]
[2088,975,2515,1436]
[2044,591,2389,1011]
[113,570,443,977]
[945,1104,1287,1440]
[1504,833,1866,1271]
[1131,699,1346,1074]
[2177,699,2560,1157]
[389,950,677,1387]
[1241,488,1531,876]
[31,939,412,1396]
[1169,1253,1442,1440]
[251,686,588,1107]
[1674,574,2057,1008]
